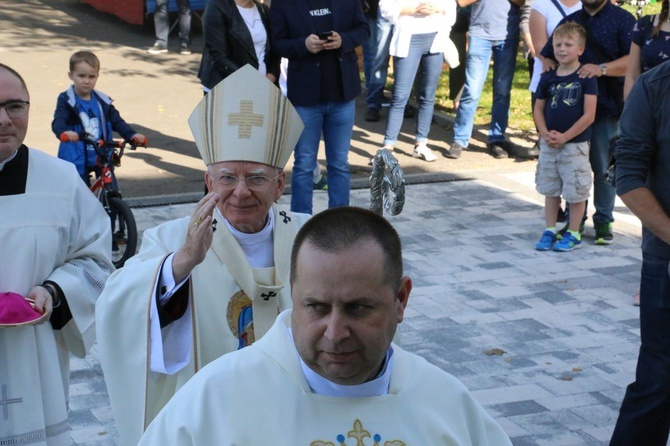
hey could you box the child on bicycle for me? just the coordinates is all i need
[51,51,145,183]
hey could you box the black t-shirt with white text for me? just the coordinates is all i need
[307,0,344,102]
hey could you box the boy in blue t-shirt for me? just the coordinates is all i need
[52,51,145,183]
[533,23,597,252]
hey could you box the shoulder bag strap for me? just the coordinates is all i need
[549,0,568,18]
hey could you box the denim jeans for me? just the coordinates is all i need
[154,0,191,46]
[292,100,355,214]
[449,11,470,102]
[611,253,670,446]
[453,35,519,147]
[383,33,443,147]
[589,117,617,225]
[363,11,393,110]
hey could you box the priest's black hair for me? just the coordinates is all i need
[290,206,403,291]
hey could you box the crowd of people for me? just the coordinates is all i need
[4,0,670,444]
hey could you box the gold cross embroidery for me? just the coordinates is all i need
[348,419,371,446]
[228,100,264,138]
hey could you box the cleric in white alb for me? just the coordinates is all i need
[0,64,113,445]
[96,65,309,446]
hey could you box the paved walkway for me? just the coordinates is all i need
[1,1,649,445]
[69,174,644,446]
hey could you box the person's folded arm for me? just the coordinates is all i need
[203,2,240,77]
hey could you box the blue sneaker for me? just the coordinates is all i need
[553,232,582,252]
[535,230,557,251]
[557,222,584,240]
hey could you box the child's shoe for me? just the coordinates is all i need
[557,222,584,240]
[535,230,557,251]
[553,232,582,252]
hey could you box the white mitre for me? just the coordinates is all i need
[188,65,304,168]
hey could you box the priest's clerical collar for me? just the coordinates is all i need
[219,208,275,268]
[289,328,394,397]
[220,207,273,240]
[0,148,19,172]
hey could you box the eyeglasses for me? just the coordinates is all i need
[0,100,30,119]
[213,172,280,190]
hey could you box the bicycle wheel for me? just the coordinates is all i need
[107,196,137,268]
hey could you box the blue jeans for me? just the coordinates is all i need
[611,253,670,446]
[589,117,617,225]
[363,12,393,110]
[154,0,191,46]
[453,35,519,147]
[292,100,355,214]
[383,33,443,146]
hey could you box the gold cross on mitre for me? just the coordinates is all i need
[228,100,264,139]
[188,64,304,168]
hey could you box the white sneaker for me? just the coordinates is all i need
[413,143,437,162]
[147,43,168,54]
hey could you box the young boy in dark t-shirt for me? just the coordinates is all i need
[533,22,598,252]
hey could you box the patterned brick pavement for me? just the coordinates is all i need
[1,2,649,444]
[68,174,645,445]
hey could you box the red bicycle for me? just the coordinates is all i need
[60,133,147,268]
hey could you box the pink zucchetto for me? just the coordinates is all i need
[0,292,44,327]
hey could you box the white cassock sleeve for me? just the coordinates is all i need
[149,252,193,374]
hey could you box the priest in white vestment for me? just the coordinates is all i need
[138,207,512,445]
[0,65,113,445]
[96,65,309,446]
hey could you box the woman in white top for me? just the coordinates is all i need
[379,0,457,162]
[197,0,280,93]
[529,0,581,98]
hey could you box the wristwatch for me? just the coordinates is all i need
[599,63,607,76]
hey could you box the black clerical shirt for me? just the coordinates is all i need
[0,144,28,195]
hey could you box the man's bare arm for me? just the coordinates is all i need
[620,187,670,245]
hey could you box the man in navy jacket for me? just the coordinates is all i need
[271,0,369,215]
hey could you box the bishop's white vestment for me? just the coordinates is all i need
[96,206,308,446]
[0,147,113,445]
[138,310,513,446]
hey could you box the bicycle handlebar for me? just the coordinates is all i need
[59,133,148,150]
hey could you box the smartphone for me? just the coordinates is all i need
[318,31,333,40]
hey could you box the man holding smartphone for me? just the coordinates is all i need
[270,0,369,215]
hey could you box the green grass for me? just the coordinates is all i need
[428,3,659,136]
[435,49,535,134]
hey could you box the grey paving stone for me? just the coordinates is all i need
[68,410,99,429]
[63,180,649,445]
[489,400,550,418]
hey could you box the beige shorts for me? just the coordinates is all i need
[535,140,592,203]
